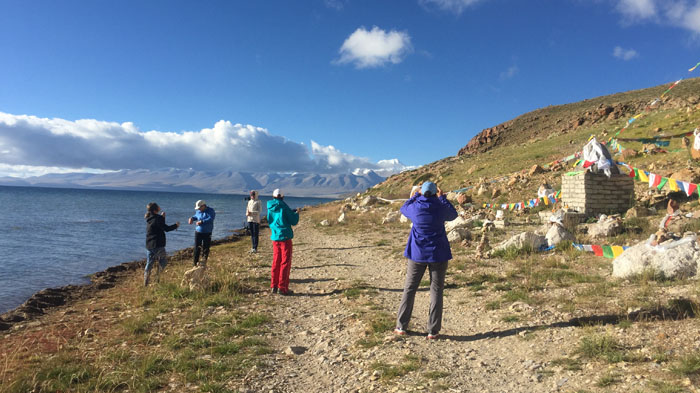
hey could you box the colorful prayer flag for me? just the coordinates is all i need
[602,246,614,259]
[638,171,649,183]
[687,183,698,197]
[591,245,603,257]
[669,178,679,192]
[649,173,661,188]
[657,177,668,191]
[611,246,625,258]
[690,62,700,72]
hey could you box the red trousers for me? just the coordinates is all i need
[271,240,293,292]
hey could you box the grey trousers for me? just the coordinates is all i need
[396,260,448,335]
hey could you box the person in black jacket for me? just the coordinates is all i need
[145,202,179,286]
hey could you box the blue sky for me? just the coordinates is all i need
[0,0,699,177]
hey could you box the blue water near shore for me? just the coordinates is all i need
[0,186,334,313]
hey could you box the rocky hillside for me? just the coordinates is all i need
[372,77,700,201]
[458,77,700,156]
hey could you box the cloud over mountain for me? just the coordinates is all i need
[0,112,411,177]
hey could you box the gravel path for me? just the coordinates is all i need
[237,217,688,393]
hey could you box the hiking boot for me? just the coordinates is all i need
[270,287,278,294]
[393,328,406,336]
[427,333,439,340]
[278,289,292,296]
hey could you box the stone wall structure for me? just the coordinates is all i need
[561,172,634,216]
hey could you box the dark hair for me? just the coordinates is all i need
[145,202,160,218]
[423,191,434,198]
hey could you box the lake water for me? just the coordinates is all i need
[0,186,334,313]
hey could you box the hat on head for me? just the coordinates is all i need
[250,190,257,197]
[421,181,437,196]
[195,200,206,209]
[272,189,282,197]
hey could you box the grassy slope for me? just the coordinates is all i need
[372,77,700,202]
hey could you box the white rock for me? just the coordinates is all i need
[445,216,472,232]
[359,196,379,207]
[337,213,346,224]
[447,228,471,242]
[494,232,546,252]
[399,214,409,223]
[612,235,700,279]
[589,215,623,239]
[545,224,575,247]
[382,211,401,224]
[181,265,209,291]
[320,220,330,226]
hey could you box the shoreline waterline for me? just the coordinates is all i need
[0,229,249,331]
[0,185,335,314]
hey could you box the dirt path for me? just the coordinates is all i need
[240,219,611,393]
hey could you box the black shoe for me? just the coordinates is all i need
[270,288,278,294]
[279,289,292,296]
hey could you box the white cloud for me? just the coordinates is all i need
[499,65,519,80]
[419,0,482,14]
[0,112,410,178]
[616,0,657,20]
[335,26,413,69]
[613,46,639,60]
[612,0,700,34]
[324,0,346,10]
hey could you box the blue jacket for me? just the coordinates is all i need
[400,194,458,263]
[191,206,215,234]
[267,199,299,241]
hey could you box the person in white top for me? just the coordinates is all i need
[246,190,262,253]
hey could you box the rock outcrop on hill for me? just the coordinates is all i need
[457,79,700,156]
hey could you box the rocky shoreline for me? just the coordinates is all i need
[0,230,248,332]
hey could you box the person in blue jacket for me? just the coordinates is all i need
[395,181,458,339]
[188,200,215,266]
[266,188,299,295]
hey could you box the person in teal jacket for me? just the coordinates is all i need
[266,188,299,295]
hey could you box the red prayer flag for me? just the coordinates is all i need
[591,245,604,257]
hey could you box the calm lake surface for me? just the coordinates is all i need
[0,186,334,313]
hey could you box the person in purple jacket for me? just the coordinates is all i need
[394,181,458,339]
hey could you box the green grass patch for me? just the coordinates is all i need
[671,353,700,376]
[577,334,630,363]
[423,370,450,379]
[372,355,424,381]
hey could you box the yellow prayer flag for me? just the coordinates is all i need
[669,179,679,192]
[638,171,649,183]
[611,246,624,258]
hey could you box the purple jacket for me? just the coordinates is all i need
[400,194,458,263]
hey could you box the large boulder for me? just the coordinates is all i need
[670,168,700,184]
[588,215,623,239]
[625,206,651,218]
[456,193,472,205]
[445,216,472,232]
[494,232,546,252]
[182,266,209,291]
[447,228,471,243]
[528,164,544,176]
[359,196,380,207]
[477,184,489,196]
[612,236,700,279]
[545,224,575,247]
[382,211,401,224]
